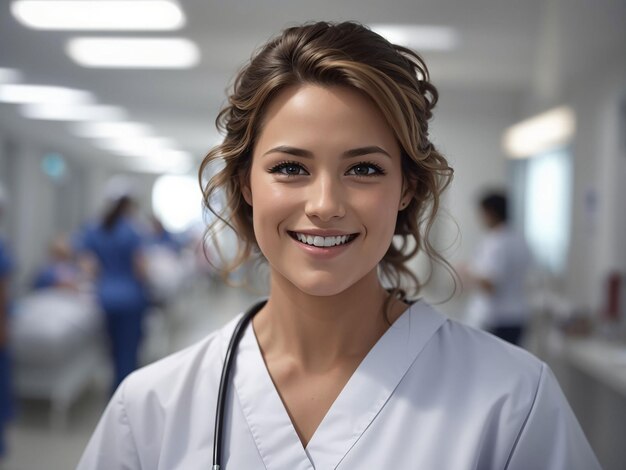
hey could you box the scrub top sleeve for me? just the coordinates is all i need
[505,363,602,470]
[76,381,141,470]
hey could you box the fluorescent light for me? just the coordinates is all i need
[20,103,125,121]
[153,174,203,231]
[0,68,21,84]
[153,149,193,171]
[11,0,185,30]
[0,84,93,104]
[370,24,458,51]
[72,121,152,139]
[96,136,177,157]
[503,106,576,159]
[67,38,200,68]
[126,151,193,174]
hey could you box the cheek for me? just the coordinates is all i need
[249,177,293,242]
[357,188,401,231]
[368,186,399,206]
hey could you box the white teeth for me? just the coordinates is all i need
[294,232,353,247]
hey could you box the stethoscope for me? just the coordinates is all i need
[213,299,268,470]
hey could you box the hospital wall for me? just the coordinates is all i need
[563,60,626,315]
[511,0,626,317]
[517,36,626,470]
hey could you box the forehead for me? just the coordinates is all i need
[255,84,399,153]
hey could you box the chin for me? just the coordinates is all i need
[296,283,350,298]
[300,279,352,297]
[281,268,370,298]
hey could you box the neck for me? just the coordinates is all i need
[253,269,408,372]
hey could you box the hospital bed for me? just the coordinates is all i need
[11,289,106,429]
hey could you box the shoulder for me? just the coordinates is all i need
[408,304,600,469]
[414,302,543,404]
[439,313,541,385]
[110,315,243,453]
[122,314,242,403]
[78,315,244,468]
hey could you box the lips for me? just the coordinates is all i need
[288,231,359,248]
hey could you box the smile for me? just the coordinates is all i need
[288,231,359,248]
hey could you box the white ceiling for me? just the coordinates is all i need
[0,0,624,173]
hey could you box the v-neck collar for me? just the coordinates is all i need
[232,301,446,470]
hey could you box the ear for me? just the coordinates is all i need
[399,178,416,210]
[239,170,253,206]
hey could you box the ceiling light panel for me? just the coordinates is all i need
[503,106,576,159]
[96,136,177,157]
[126,152,193,174]
[11,0,185,30]
[66,38,200,68]
[370,24,458,51]
[0,84,93,104]
[72,121,153,139]
[20,103,126,121]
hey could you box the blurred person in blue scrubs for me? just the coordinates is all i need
[0,185,14,459]
[75,178,150,393]
[462,191,531,346]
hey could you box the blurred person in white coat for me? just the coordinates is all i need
[463,191,531,346]
[77,22,600,470]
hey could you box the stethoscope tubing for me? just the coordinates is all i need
[212,299,267,470]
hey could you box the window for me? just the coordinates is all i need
[522,148,572,274]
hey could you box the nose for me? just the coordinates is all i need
[304,173,346,221]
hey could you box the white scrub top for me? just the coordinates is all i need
[466,226,531,329]
[77,301,600,470]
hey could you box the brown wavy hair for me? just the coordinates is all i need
[199,21,454,299]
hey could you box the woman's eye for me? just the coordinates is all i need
[347,163,384,177]
[268,162,307,176]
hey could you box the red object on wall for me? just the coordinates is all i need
[605,271,622,321]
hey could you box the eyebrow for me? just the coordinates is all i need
[262,145,391,159]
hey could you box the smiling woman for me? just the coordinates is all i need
[77,21,601,470]
[202,23,453,305]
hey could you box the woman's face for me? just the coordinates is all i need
[243,84,411,297]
